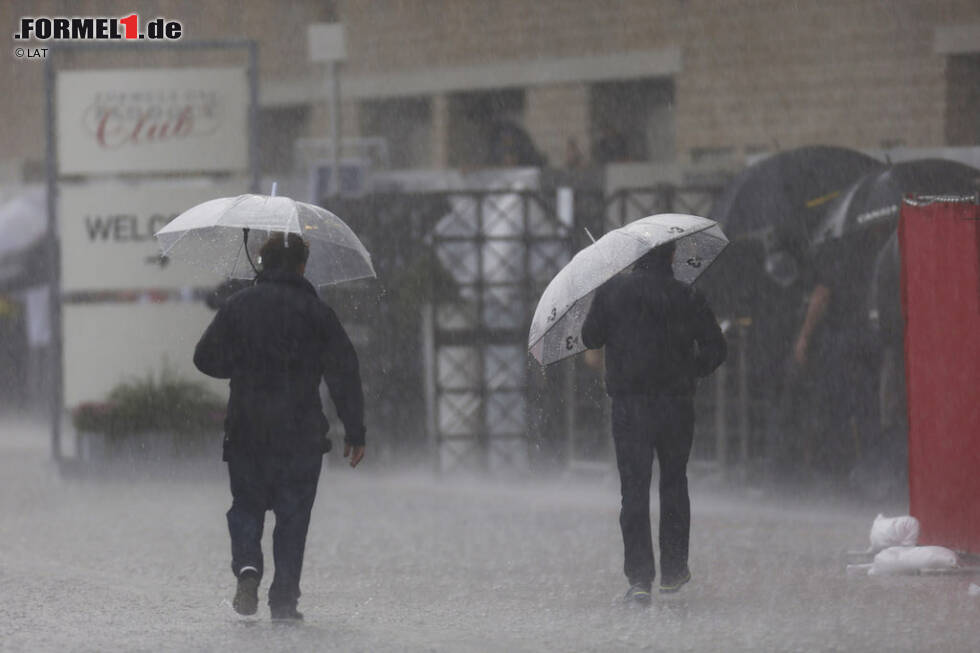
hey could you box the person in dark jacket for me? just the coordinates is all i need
[194,232,366,621]
[204,277,252,311]
[582,240,726,603]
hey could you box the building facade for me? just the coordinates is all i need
[1,0,978,185]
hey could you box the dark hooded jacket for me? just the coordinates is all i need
[194,269,365,455]
[581,253,727,397]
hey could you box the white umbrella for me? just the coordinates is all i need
[155,189,375,287]
[528,213,728,366]
[0,186,46,258]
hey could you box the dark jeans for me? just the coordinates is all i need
[226,449,322,609]
[611,394,694,586]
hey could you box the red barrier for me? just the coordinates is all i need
[900,197,980,553]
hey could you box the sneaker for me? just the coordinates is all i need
[623,583,652,605]
[270,605,304,621]
[659,568,691,594]
[232,569,260,616]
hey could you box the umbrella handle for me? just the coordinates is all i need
[243,228,259,276]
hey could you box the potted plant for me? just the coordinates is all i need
[71,369,225,461]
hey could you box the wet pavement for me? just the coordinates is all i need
[1,418,978,652]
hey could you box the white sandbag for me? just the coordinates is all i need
[869,514,920,551]
[868,546,958,576]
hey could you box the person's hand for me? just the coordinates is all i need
[793,335,808,367]
[583,348,604,372]
[343,443,365,468]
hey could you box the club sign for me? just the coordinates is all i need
[57,67,248,175]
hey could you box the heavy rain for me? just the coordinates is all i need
[1,1,979,651]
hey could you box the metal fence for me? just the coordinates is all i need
[426,190,572,473]
[321,183,772,476]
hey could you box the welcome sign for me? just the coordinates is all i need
[58,180,242,291]
[56,67,248,175]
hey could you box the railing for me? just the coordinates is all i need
[324,184,775,476]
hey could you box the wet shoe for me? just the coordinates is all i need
[624,583,652,605]
[270,605,304,621]
[659,568,691,594]
[232,569,260,616]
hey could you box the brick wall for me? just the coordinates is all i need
[2,0,979,184]
[524,84,590,169]
[432,94,450,168]
[337,0,980,162]
[337,0,685,73]
[675,0,961,158]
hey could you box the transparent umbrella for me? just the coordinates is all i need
[155,189,376,286]
[528,213,728,366]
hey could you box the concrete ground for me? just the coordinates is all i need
[1,418,978,652]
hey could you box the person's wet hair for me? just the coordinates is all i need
[259,233,310,271]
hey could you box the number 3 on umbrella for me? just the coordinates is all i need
[547,307,557,322]
[566,335,578,350]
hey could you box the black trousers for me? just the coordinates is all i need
[226,449,322,609]
[611,394,694,586]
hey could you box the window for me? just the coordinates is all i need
[448,89,543,168]
[359,97,433,169]
[946,54,980,145]
[590,79,675,164]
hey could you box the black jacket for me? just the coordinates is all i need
[581,258,727,397]
[194,269,366,454]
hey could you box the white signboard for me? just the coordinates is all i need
[307,23,347,62]
[57,67,249,175]
[58,180,245,292]
[63,302,229,407]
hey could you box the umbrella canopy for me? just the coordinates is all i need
[0,186,46,259]
[0,186,48,292]
[155,193,376,287]
[710,146,879,247]
[812,158,980,246]
[528,213,728,366]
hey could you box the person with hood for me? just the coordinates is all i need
[582,241,726,604]
[194,232,366,621]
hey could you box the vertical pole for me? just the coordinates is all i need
[714,356,728,477]
[737,320,750,474]
[330,60,341,196]
[421,302,438,475]
[522,193,532,468]
[247,41,259,193]
[45,52,62,463]
[559,191,577,469]
[475,192,487,471]
[564,357,576,468]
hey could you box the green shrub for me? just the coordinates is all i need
[71,370,225,452]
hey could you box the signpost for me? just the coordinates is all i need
[308,23,347,197]
[45,42,258,464]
